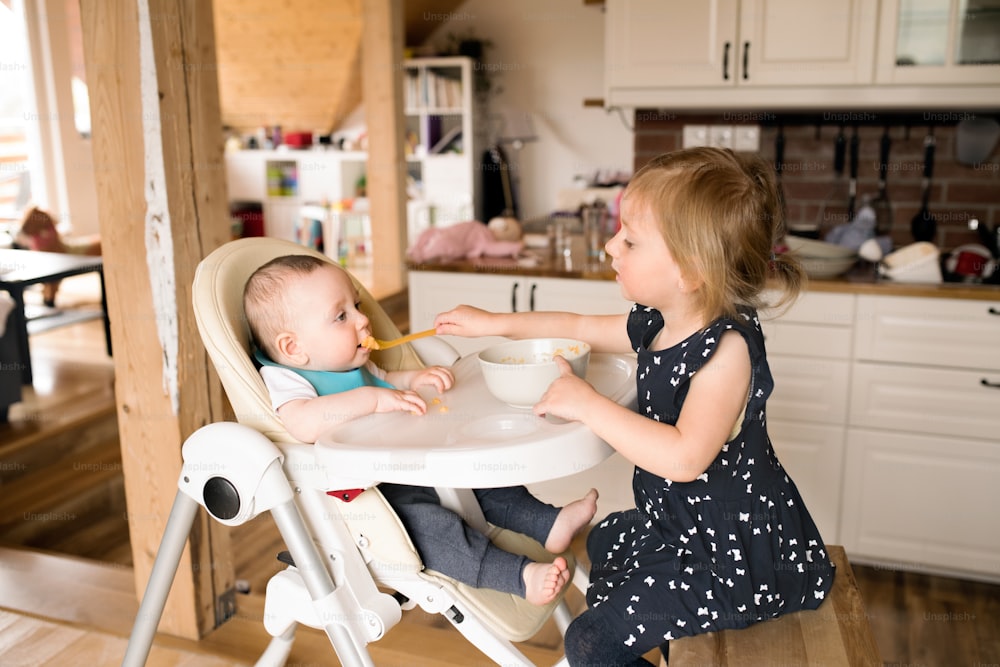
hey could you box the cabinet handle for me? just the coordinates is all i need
[529,283,537,311]
[723,41,731,80]
[989,307,1000,316]
[742,41,750,80]
[982,378,1000,389]
[511,282,519,313]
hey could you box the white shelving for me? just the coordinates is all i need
[403,57,479,228]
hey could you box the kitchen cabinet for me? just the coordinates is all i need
[408,270,629,357]
[762,291,854,544]
[876,0,1000,85]
[606,0,877,89]
[604,0,999,108]
[404,57,479,226]
[841,295,1000,579]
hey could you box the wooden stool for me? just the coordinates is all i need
[667,546,881,666]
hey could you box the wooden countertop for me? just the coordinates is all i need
[407,245,1000,302]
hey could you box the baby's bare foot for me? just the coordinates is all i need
[523,556,570,605]
[545,488,598,553]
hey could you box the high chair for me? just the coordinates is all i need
[121,237,578,667]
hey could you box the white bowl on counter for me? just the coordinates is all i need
[782,235,859,279]
[478,338,590,408]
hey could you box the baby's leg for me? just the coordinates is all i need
[545,488,599,553]
[523,556,570,605]
[380,483,529,596]
[473,486,598,553]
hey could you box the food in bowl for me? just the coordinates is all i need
[478,338,591,408]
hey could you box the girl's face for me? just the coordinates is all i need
[605,195,685,310]
[284,265,371,371]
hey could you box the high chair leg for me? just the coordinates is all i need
[121,491,200,667]
[254,626,296,667]
[268,499,376,667]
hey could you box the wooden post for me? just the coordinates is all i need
[362,0,408,296]
[80,0,233,638]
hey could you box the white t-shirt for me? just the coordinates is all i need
[260,361,389,412]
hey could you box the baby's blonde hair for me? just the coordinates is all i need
[243,254,329,359]
[624,147,804,321]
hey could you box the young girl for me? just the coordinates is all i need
[434,147,835,665]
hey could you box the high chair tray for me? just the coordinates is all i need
[316,352,638,488]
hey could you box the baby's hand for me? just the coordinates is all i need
[409,366,455,394]
[533,356,597,423]
[374,388,427,415]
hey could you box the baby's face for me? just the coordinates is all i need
[284,264,372,371]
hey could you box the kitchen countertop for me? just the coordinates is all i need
[407,240,1000,302]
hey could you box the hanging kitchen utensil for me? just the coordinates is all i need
[817,126,847,240]
[846,126,859,221]
[870,126,894,237]
[774,124,788,226]
[910,127,937,243]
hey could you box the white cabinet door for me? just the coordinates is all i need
[769,420,845,544]
[768,356,850,425]
[854,295,1000,372]
[740,0,878,85]
[850,362,1000,441]
[875,0,1000,85]
[606,0,739,88]
[225,152,266,201]
[841,428,1000,578]
[606,0,876,89]
[528,277,631,316]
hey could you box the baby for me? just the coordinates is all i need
[243,254,598,604]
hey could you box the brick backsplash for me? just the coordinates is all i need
[633,112,1000,251]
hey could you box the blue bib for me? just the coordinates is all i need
[254,349,394,395]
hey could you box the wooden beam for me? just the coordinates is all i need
[80,0,233,639]
[362,0,407,296]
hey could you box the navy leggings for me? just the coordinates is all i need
[564,609,663,666]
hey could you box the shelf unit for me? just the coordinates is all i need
[403,56,479,227]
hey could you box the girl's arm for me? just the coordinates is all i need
[536,330,752,482]
[277,387,427,443]
[434,305,632,354]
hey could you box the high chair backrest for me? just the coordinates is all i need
[192,237,424,443]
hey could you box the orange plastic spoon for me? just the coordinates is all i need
[362,328,436,350]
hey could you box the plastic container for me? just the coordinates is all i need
[878,242,942,283]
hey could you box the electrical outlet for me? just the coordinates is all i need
[708,125,734,149]
[682,125,708,148]
[733,125,761,152]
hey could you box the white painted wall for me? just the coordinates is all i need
[423,0,633,219]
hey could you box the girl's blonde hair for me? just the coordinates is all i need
[624,147,805,321]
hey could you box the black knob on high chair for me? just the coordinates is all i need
[203,476,241,520]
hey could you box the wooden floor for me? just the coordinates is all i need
[1,278,999,665]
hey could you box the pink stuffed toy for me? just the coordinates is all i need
[406,221,523,263]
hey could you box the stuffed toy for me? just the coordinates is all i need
[406,220,523,263]
[15,206,102,307]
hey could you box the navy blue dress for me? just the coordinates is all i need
[584,304,835,653]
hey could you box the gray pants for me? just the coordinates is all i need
[378,483,559,597]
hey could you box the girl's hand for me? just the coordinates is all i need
[532,356,599,423]
[434,305,496,338]
[374,388,428,415]
[409,366,455,394]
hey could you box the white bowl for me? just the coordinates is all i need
[478,338,591,408]
[783,235,858,260]
[782,235,858,278]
